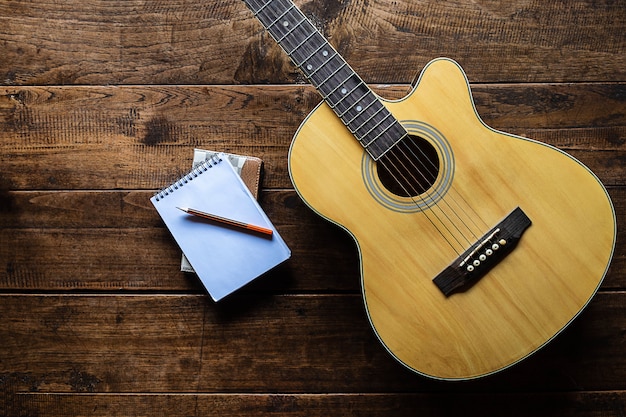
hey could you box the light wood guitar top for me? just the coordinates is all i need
[289,58,616,379]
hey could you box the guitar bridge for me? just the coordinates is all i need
[433,207,532,296]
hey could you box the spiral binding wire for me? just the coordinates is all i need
[153,153,222,201]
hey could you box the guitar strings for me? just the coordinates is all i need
[390,133,487,239]
[375,133,487,255]
[376,142,466,253]
[245,0,488,253]
[385,146,481,255]
[391,136,487,241]
[376,146,464,255]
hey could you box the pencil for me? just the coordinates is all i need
[177,207,273,236]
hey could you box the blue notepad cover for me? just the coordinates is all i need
[151,154,290,301]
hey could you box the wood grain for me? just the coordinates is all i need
[1,0,625,414]
[1,83,624,190]
[0,190,361,292]
[4,392,626,417]
[0,293,624,393]
[0,188,623,291]
[0,0,624,85]
[289,58,616,379]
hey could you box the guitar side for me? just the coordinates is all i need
[288,58,616,380]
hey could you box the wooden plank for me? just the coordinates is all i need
[0,226,357,293]
[0,189,360,292]
[0,188,623,291]
[0,0,624,85]
[0,85,310,190]
[1,84,624,190]
[0,0,623,414]
[0,293,624,393]
[3,392,626,417]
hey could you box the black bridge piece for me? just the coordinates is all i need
[433,207,532,296]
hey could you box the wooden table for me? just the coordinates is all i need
[1,1,624,415]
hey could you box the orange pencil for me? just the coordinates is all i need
[177,207,273,236]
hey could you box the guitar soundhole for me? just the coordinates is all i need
[376,134,440,197]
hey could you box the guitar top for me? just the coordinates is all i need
[241,0,617,379]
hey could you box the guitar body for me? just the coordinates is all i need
[288,58,616,380]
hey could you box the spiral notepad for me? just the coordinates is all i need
[180,149,263,273]
[151,153,290,301]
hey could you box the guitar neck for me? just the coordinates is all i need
[242,0,407,159]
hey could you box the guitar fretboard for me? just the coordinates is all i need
[243,0,407,160]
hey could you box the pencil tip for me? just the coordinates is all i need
[177,207,187,212]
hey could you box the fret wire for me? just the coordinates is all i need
[250,0,272,15]
[325,71,356,104]
[346,98,377,124]
[306,51,338,78]
[326,72,357,94]
[366,140,385,158]
[253,2,279,25]
[243,0,409,157]
[365,137,386,159]
[284,25,319,64]
[354,110,387,137]
[365,126,396,152]
[267,4,295,30]
[316,62,347,93]
[288,30,319,61]
[370,119,404,147]
[329,71,360,105]
[326,74,364,112]
[367,133,408,160]
[271,9,306,50]
[254,0,290,32]
[352,104,386,135]
[361,112,394,145]
[367,128,408,160]
[319,60,348,92]
[277,15,305,43]
[338,89,371,118]
[263,4,351,95]
[299,39,330,72]
[327,80,361,109]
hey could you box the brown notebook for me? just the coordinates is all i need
[180,149,263,272]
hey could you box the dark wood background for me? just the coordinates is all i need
[1,0,624,415]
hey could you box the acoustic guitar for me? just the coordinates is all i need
[241,0,617,379]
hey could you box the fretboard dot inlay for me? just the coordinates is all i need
[246,0,408,160]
